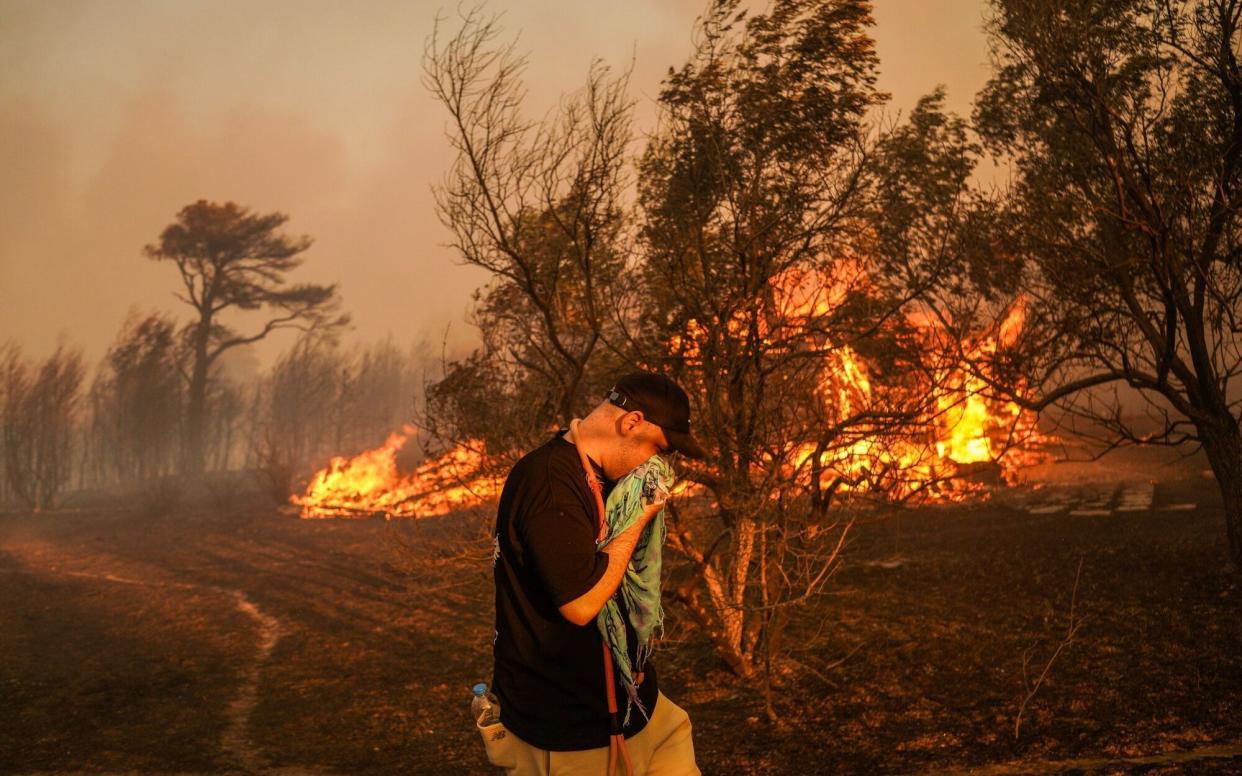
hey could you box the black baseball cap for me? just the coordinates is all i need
[606,371,707,460]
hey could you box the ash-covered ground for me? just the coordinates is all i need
[3,447,1241,775]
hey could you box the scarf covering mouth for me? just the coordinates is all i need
[595,453,675,727]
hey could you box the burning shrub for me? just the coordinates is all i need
[632,0,1048,705]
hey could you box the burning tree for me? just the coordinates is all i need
[420,4,636,466]
[867,87,1050,477]
[968,0,1242,568]
[632,0,968,701]
[144,199,350,478]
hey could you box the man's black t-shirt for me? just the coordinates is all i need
[491,429,660,751]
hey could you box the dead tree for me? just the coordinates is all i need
[247,333,346,500]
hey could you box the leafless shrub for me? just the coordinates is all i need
[419,2,636,470]
[0,341,86,511]
[242,332,435,507]
[138,473,185,519]
[82,310,184,486]
[1014,555,1087,740]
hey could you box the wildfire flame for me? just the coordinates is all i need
[779,278,1049,502]
[291,425,500,519]
[294,269,1049,518]
[681,265,1050,503]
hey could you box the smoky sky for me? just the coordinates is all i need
[0,0,993,376]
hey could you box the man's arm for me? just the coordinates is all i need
[557,501,664,626]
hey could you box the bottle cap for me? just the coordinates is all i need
[472,682,488,696]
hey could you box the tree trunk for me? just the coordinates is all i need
[685,563,753,677]
[666,518,754,677]
[183,332,209,477]
[1220,474,1242,571]
[1197,415,1242,570]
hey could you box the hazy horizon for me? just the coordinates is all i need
[1,0,995,379]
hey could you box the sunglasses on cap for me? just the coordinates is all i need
[607,389,674,456]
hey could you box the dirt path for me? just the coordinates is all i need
[215,590,283,773]
[0,564,313,775]
[1,506,491,774]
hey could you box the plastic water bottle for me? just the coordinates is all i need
[471,682,501,727]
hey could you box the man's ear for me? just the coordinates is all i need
[618,410,644,436]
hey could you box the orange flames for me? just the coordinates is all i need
[672,265,1048,502]
[778,275,1049,502]
[294,267,1048,518]
[291,425,500,519]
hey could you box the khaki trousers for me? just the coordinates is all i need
[478,691,700,776]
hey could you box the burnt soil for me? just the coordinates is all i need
[2,468,1241,774]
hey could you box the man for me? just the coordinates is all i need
[485,371,705,775]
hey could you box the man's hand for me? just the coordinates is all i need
[558,500,665,626]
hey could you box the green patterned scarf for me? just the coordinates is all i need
[595,453,674,726]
